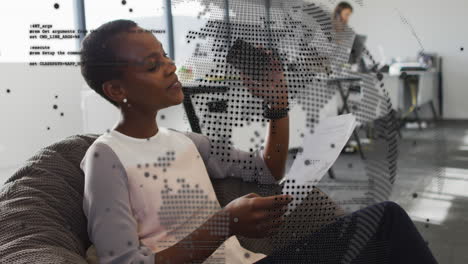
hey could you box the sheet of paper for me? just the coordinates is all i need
[284,113,356,212]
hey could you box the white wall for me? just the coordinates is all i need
[0,0,84,183]
[348,0,468,119]
[0,65,86,183]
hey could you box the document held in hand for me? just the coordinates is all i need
[236,114,356,254]
[284,114,356,204]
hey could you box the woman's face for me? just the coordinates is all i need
[110,26,183,112]
[340,8,353,24]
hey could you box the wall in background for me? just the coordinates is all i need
[348,0,468,119]
[0,1,84,183]
[0,65,85,183]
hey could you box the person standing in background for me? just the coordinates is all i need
[330,2,355,75]
[333,1,354,30]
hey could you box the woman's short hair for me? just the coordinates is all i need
[80,19,138,108]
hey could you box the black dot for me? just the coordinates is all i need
[330,144,335,148]
[54,3,59,9]
[55,95,58,99]
[60,112,64,116]
[376,72,383,81]
[122,0,127,5]
[161,115,165,120]
[304,160,311,166]
[129,8,133,12]
[412,193,418,198]
[6,89,10,93]
[53,104,58,110]
[461,47,464,51]
[46,126,50,130]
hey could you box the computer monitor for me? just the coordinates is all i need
[349,34,367,65]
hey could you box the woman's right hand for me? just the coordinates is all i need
[224,193,292,238]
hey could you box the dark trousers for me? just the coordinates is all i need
[255,201,437,264]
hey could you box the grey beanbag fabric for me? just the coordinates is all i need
[0,134,100,264]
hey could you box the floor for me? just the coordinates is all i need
[327,121,468,264]
[395,121,468,264]
[1,121,467,263]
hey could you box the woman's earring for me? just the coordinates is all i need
[122,98,131,107]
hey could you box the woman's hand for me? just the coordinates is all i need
[155,193,291,264]
[223,193,292,238]
[241,47,289,110]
